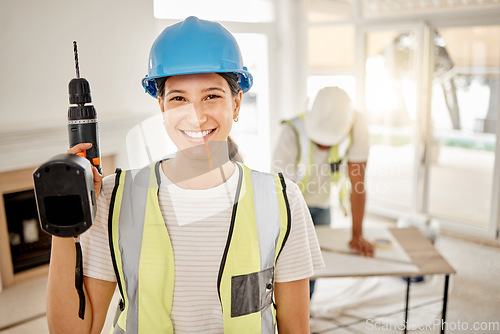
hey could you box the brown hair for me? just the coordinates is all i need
[155,72,241,99]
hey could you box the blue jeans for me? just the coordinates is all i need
[308,207,331,227]
[308,207,331,299]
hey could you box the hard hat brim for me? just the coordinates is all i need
[142,70,253,98]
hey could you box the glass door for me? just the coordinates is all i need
[426,25,500,232]
[361,23,500,238]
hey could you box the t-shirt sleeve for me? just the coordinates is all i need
[347,111,370,162]
[271,124,300,183]
[274,177,325,283]
[80,174,117,282]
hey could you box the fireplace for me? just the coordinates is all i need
[4,189,52,274]
[0,111,144,290]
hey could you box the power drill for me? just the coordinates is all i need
[33,42,100,238]
[68,41,102,174]
[33,42,101,319]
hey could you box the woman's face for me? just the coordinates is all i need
[158,73,242,159]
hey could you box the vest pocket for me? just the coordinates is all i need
[231,267,274,317]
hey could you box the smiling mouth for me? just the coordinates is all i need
[181,129,215,139]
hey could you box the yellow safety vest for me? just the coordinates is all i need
[108,161,290,333]
[282,114,351,215]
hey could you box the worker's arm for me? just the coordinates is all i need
[46,237,116,334]
[347,161,374,257]
[274,278,310,334]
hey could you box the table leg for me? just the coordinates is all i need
[404,277,410,334]
[441,275,450,334]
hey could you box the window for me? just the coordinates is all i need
[308,25,355,69]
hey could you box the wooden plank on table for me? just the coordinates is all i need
[389,227,456,275]
[313,251,419,278]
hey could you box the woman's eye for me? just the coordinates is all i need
[169,96,185,102]
[205,94,221,101]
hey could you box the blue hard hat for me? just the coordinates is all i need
[142,16,253,98]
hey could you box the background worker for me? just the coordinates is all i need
[46,16,324,333]
[272,86,374,296]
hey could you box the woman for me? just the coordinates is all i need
[47,16,323,333]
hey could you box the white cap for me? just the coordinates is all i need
[305,87,354,146]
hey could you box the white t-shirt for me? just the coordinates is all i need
[80,164,324,333]
[272,111,369,208]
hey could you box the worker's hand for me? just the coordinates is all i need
[349,236,375,257]
[67,143,103,198]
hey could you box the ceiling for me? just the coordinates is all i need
[307,0,500,70]
[307,0,500,21]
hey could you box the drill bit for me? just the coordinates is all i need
[73,41,80,79]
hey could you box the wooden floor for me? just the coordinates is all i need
[1,214,499,333]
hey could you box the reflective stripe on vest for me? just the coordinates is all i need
[282,115,352,215]
[108,161,290,333]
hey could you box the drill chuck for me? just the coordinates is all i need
[69,78,92,105]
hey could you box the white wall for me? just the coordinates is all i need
[0,0,158,129]
[0,0,164,171]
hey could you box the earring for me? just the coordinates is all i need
[233,115,239,122]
